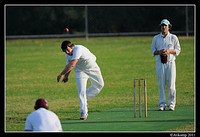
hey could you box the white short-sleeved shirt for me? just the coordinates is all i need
[25,108,62,132]
[151,32,181,62]
[65,45,99,72]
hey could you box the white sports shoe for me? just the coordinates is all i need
[169,106,175,111]
[80,113,88,120]
[158,106,165,111]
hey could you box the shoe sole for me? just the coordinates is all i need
[80,117,87,120]
[169,108,175,111]
[158,108,165,111]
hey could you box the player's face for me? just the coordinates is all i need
[65,46,73,56]
[161,24,169,35]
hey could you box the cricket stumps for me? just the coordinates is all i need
[134,78,147,118]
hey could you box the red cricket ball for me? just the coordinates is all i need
[64,28,69,32]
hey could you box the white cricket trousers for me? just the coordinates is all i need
[156,61,176,108]
[75,69,104,114]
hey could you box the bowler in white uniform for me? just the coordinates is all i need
[151,19,181,111]
[57,40,104,120]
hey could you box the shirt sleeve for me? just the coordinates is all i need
[25,115,33,131]
[173,35,181,56]
[151,36,157,57]
[55,116,63,131]
[65,54,69,65]
[72,46,82,60]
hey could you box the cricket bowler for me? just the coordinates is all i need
[57,40,104,120]
[151,19,181,111]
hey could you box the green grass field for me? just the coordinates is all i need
[5,36,195,132]
[62,106,194,132]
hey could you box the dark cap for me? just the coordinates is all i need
[34,98,49,110]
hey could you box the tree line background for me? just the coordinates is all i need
[6,6,194,35]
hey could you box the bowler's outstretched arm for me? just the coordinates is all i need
[57,59,78,82]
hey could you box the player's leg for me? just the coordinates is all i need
[75,72,89,118]
[86,70,104,99]
[156,62,167,110]
[166,62,176,110]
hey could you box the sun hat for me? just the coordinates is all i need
[160,19,170,25]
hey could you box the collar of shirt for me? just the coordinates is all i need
[160,32,170,38]
[37,108,47,111]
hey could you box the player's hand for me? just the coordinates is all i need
[62,76,69,83]
[156,49,165,55]
[162,49,170,56]
[160,49,165,55]
[57,75,63,82]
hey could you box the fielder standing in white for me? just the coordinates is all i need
[151,19,181,111]
[57,40,104,120]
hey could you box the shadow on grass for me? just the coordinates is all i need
[62,119,193,125]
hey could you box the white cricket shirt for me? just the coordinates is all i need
[151,32,181,62]
[25,108,62,132]
[65,45,99,72]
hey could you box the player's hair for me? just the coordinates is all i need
[169,24,172,30]
[61,40,74,52]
